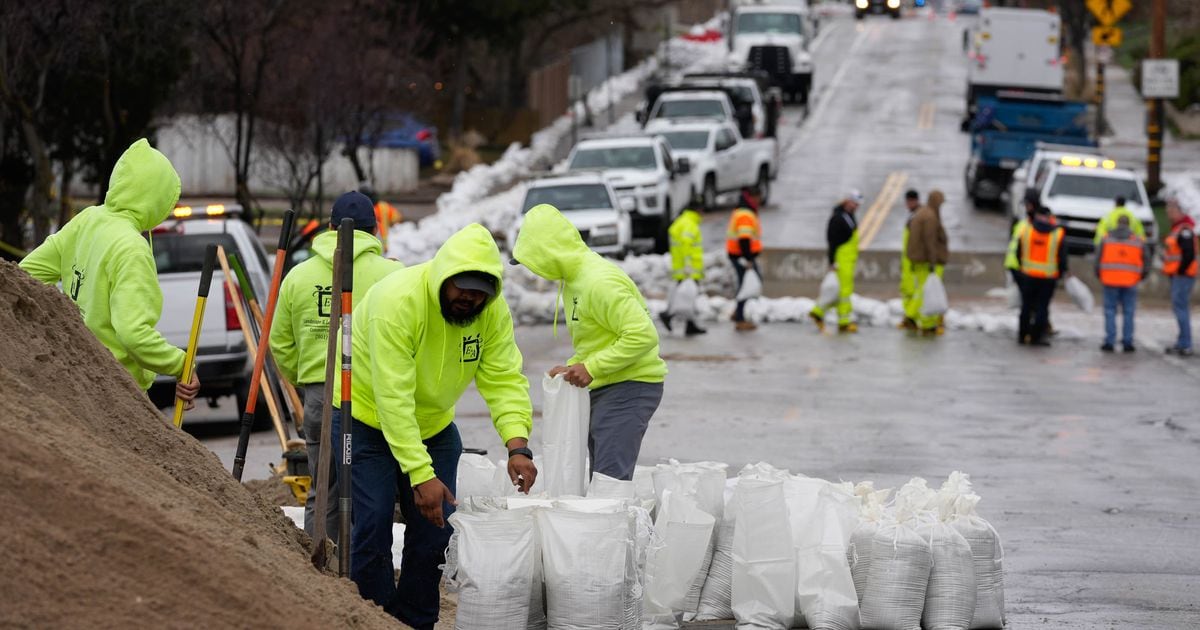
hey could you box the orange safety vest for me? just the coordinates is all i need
[374,201,401,242]
[1097,234,1144,288]
[1163,224,1199,277]
[1020,225,1064,279]
[725,208,762,255]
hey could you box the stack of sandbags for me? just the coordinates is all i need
[939,472,1007,629]
[730,463,796,629]
[785,476,861,630]
[854,479,935,630]
[693,477,739,621]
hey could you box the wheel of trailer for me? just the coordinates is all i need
[756,167,771,206]
[703,175,717,212]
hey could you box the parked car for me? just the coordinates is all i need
[680,71,781,138]
[564,135,692,253]
[147,204,271,418]
[1027,158,1154,254]
[646,90,736,126]
[511,174,636,257]
[646,118,778,211]
[855,0,902,19]
[728,4,816,103]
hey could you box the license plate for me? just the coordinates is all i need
[1000,159,1018,169]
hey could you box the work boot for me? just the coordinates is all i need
[1123,344,1136,353]
[897,317,917,330]
[809,312,826,332]
[918,326,938,337]
[1030,338,1052,347]
[837,322,858,334]
[659,312,673,332]
[1100,343,1115,352]
[1166,347,1194,357]
[735,320,758,332]
[685,321,707,336]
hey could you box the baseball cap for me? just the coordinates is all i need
[330,191,377,233]
[847,189,864,205]
[450,271,497,297]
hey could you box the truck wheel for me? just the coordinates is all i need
[703,175,717,212]
[756,167,771,206]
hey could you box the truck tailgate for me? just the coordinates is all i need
[157,273,234,350]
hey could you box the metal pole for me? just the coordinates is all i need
[1147,0,1166,196]
[1095,59,1106,136]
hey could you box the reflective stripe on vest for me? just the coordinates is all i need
[726,208,762,254]
[1098,236,1144,287]
[1163,225,1199,277]
[1020,226,1063,279]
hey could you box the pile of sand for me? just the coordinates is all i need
[0,262,398,628]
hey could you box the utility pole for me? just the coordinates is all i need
[1146,0,1166,196]
[1095,48,1108,136]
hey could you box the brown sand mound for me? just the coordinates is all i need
[0,261,398,629]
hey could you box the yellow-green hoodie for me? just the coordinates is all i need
[270,229,401,386]
[333,223,531,486]
[20,139,184,389]
[512,204,667,390]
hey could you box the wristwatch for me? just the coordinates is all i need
[508,447,534,461]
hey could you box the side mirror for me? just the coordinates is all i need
[676,157,691,175]
[619,196,637,212]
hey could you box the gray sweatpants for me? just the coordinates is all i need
[588,380,664,481]
[302,384,339,541]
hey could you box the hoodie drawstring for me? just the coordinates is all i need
[553,280,564,339]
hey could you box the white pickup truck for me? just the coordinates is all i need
[645,118,778,211]
[565,135,692,253]
[148,205,272,417]
[1031,159,1154,254]
[1009,143,1108,228]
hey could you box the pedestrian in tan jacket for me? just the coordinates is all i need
[905,189,949,334]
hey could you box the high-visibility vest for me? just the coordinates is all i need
[374,201,401,242]
[1020,226,1064,279]
[726,207,762,255]
[1097,234,1144,288]
[1163,224,1199,277]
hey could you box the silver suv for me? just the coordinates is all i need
[147,204,272,414]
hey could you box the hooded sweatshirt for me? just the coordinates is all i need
[826,203,857,265]
[333,223,531,486]
[512,204,666,390]
[270,229,401,386]
[907,190,949,266]
[20,139,185,389]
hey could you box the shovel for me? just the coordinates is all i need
[311,238,344,571]
[173,244,217,428]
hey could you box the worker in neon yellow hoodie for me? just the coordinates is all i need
[332,222,536,628]
[270,190,401,542]
[20,138,199,408]
[511,203,667,482]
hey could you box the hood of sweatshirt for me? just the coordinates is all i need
[511,204,590,282]
[103,139,181,232]
[310,229,384,263]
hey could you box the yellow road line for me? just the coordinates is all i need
[853,173,899,249]
[918,102,935,130]
[859,171,909,250]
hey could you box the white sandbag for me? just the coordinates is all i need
[588,472,636,500]
[736,267,763,301]
[920,521,976,630]
[858,520,933,630]
[784,478,860,630]
[651,461,727,614]
[938,472,1005,629]
[445,509,537,630]
[818,270,841,308]
[540,374,590,498]
[920,273,949,317]
[730,476,796,629]
[456,454,500,500]
[538,508,631,630]
[847,483,892,606]
[668,278,699,321]
[644,491,716,612]
[1005,282,1020,309]
[633,465,659,516]
[694,516,735,620]
[1064,275,1094,313]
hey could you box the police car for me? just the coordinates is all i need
[1026,157,1154,254]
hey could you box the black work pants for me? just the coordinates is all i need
[1019,276,1057,343]
[730,253,760,322]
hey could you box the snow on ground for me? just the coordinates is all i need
[1165,171,1200,220]
[387,20,730,265]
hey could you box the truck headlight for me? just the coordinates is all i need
[887,0,900,7]
[856,0,868,8]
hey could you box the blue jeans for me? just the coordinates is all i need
[1102,285,1137,347]
[334,408,461,630]
[1170,276,1195,350]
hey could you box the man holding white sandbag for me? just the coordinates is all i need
[512,204,667,481]
[906,189,950,336]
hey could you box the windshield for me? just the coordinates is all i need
[523,184,614,212]
[654,99,726,120]
[736,12,802,35]
[569,147,658,170]
[1048,174,1145,205]
[150,231,239,274]
[659,131,711,151]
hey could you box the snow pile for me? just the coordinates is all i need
[1165,171,1200,220]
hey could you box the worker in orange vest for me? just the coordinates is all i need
[726,188,762,331]
[1015,205,1067,346]
[1095,215,1147,353]
[1163,198,1197,356]
[359,184,402,248]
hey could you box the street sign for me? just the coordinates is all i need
[1091,26,1123,47]
[1096,45,1114,65]
[1142,59,1180,99]
[1087,0,1131,26]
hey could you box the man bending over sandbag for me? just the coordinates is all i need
[332,223,537,629]
[511,204,667,481]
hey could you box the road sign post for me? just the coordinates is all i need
[1146,0,1168,196]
